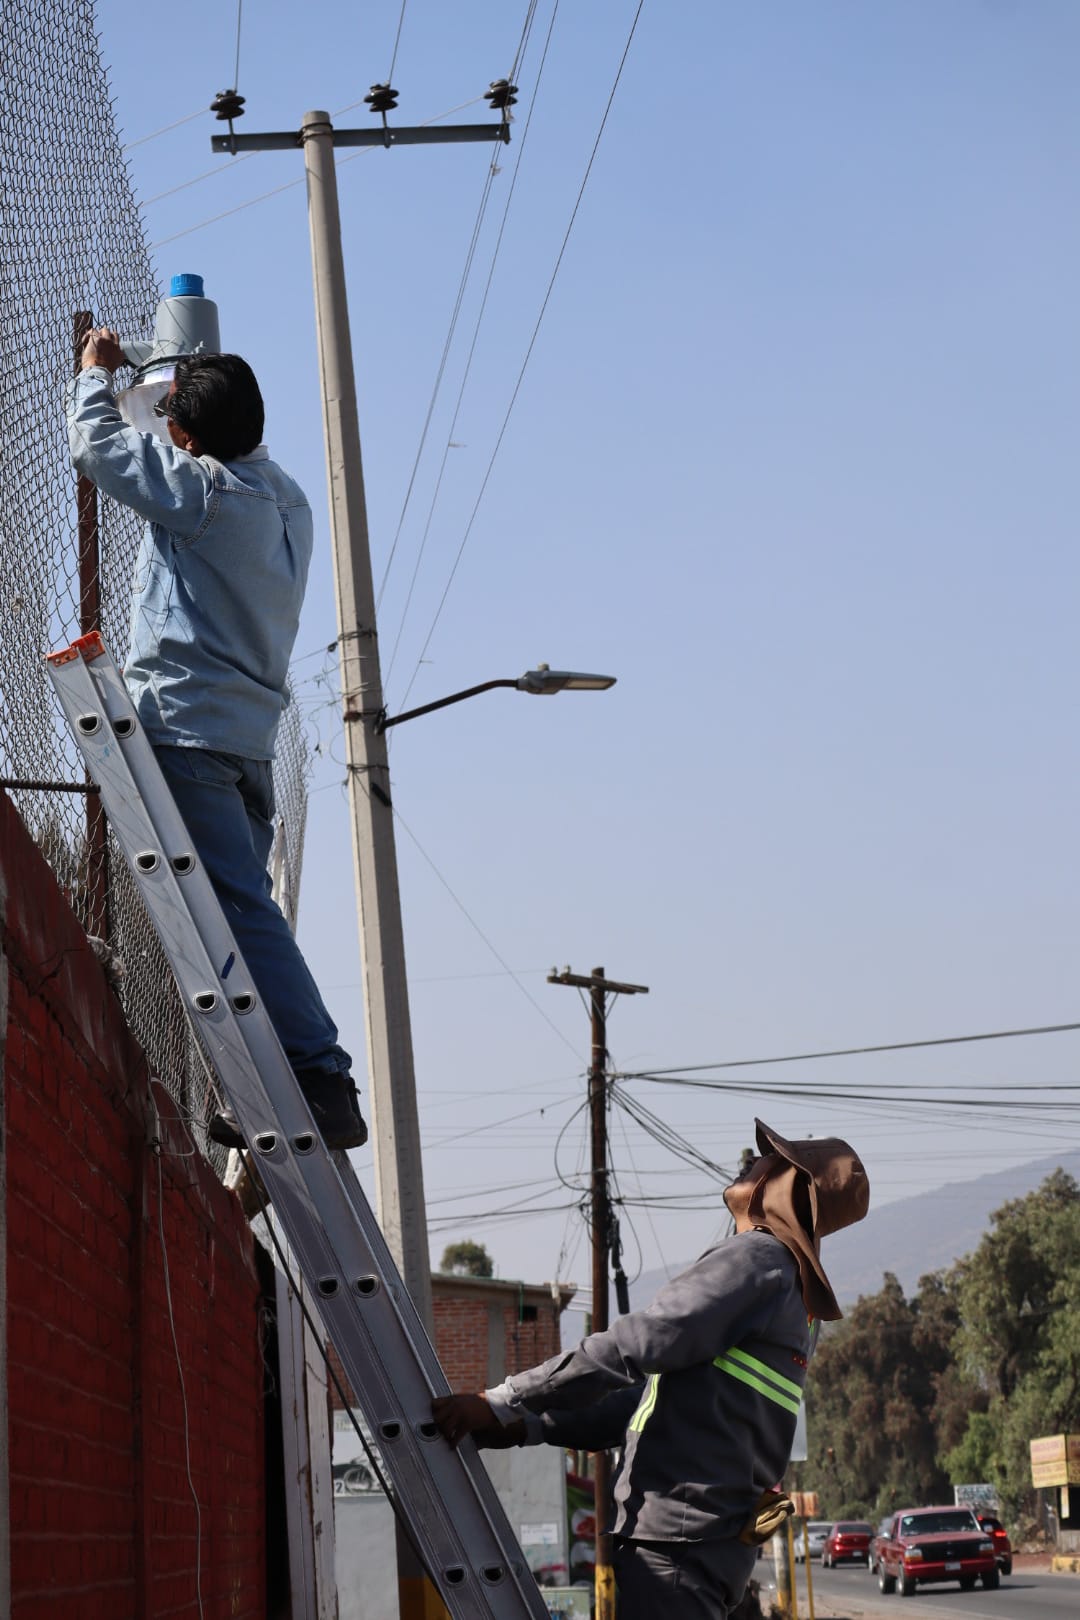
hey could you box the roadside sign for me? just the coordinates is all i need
[954,1483,999,1513]
[1030,1434,1080,1488]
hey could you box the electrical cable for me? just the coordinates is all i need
[373,0,543,624]
[553,1083,592,1287]
[379,0,562,688]
[374,0,549,627]
[375,158,503,632]
[141,152,258,209]
[232,0,244,93]
[428,1189,580,1231]
[388,799,582,1058]
[122,107,206,152]
[614,1019,1080,1081]
[426,1174,566,1207]
[387,0,408,83]
[610,1056,666,1285]
[395,0,647,705]
[552,1094,592,1195]
[610,1081,736,1184]
[425,1093,583,1152]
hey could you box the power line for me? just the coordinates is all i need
[389,801,581,1058]
[380,0,561,689]
[633,1074,1080,1097]
[614,1019,1080,1081]
[423,1093,581,1152]
[122,106,206,152]
[141,152,257,209]
[387,0,409,83]
[232,0,244,93]
[428,1195,581,1232]
[375,151,503,636]
[396,0,647,703]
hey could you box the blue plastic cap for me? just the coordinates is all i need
[169,273,205,298]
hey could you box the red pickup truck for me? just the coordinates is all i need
[876,1506,999,1596]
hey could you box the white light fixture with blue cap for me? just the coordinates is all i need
[116,273,222,443]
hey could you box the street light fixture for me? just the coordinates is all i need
[374,662,616,732]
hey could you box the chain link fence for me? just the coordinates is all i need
[0,0,311,1146]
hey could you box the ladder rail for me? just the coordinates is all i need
[47,634,550,1620]
[81,644,450,1382]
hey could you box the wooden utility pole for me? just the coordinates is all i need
[548,966,648,1620]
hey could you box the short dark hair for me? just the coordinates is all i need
[169,352,264,460]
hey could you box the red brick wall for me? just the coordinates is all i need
[431,1282,564,1392]
[500,1301,561,1376]
[328,1284,566,1412]
[1,790,266,1620]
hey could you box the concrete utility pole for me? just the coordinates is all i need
[300,107,432,1321]
[210,100,511,1330]
[212,96,511,1620]
[548,966,648,1620]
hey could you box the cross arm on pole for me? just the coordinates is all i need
[211,122,511,155]
[548,969,649,996]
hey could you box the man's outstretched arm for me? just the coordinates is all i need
[432,1384,641,1454]
[66,327,213,535]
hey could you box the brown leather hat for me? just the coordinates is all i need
[723,1119,870,1320]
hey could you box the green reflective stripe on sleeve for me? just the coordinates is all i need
[723,1345,803,1401]
[713,1353,802,1416]
[628,1372,660,1434]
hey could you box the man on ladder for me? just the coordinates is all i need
[67,328,367,1151]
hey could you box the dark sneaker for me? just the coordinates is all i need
[208,1071,368,1152]
[207,1106,248,1150]
[295,1068,368,1150]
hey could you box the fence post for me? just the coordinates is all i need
[72,312,109,940]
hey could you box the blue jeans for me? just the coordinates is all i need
[153,745,352,1078]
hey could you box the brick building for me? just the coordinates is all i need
[432,1272,577,1393]
[329,1271,576,1416]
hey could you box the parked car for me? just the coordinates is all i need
[822,1521,872,1566]
[975,1513,1013,1576]
[794,1521,833,1562]
[876,1506,998,1596]
[869,1515,893,1575]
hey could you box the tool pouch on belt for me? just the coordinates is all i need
[738,1489,795,1546]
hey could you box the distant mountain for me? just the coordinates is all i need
[628,1151,1080,1312]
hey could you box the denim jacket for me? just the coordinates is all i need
[66,367,313,760]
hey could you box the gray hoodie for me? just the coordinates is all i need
[486,1229,814,1542]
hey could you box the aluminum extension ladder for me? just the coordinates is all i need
[48,632,550,1620]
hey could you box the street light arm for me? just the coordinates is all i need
[375,679,518,733]
[375,665,617,731]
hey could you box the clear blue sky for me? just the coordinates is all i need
[98,0,1080,1292]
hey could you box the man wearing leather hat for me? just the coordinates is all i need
[433,1120,869,1619]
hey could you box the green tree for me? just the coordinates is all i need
[948,1170,1080,1520]
[941,1407,1001,1484]
[951,1170,1080,1398]
[794,1269,984,1519]
[439,1240,494,1278]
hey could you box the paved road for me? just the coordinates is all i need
[769,1561,1079,1620]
